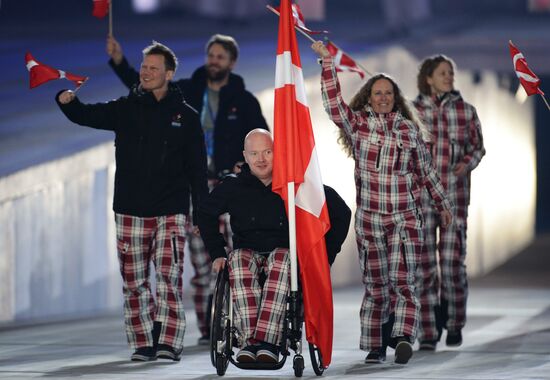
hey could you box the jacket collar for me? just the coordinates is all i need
[130,82,182,105]
[237,164,272,189]
[190,65,246,96]
[416,90,462,108]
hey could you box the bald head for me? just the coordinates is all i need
[243,129,274,185]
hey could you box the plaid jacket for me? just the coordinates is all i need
[321,57,451,215]
[413,92,485,215]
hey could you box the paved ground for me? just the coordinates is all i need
[1,234,549,380]
[2,1,550,177]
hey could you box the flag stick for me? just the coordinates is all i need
[266,5,316,43]
[109,0,113,36]
[324,38,373,77]
[74,78,89,94]
[541,93,550,112]
[287,182,298,292]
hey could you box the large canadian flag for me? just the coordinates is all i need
[272,0,333,366]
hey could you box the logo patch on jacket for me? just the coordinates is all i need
[171,113,183,127]
[227,107,238,121]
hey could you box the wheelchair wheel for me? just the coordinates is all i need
[210,268,230,375]
[293,354,304,377]
[308,343,325,376]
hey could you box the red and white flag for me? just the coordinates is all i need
[326,41,365,79]
[509,40,544,96]
[25,52,88,89]
[274,3,328,35]
[93,0,110,18]
[272,0,333,366]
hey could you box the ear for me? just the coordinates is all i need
[426,76,434,87]
[166,70,174,81]
[229,59,236,71]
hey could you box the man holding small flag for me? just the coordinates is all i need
[56,41,208,362]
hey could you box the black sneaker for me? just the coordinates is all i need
[364,346,386,363]
[256,342,279,363]
[446,330,462,347]
[198,334,210,346]
[394,337,413,364]
[131,346,157,362]
[418,340,437,351]
[156,344,183,361]
[236,344,259,363]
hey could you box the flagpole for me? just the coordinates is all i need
[266,5,316,44]
[74,78,89,94]
[109,0,113,36]
[324,38,373,77]
[287,182,298,292]
[540,94,550,112]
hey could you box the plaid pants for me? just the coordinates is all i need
[417,206,468,340]
[115,213,186,350]
[185,213,232,337]
[356,208,423,351]
[228,248,290,346]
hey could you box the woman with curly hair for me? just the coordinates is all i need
[312,40,452,365]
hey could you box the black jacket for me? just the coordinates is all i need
[109,58,269,179]
[198,165,351,265]
[56,84,208,220]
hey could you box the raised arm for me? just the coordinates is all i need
[106,35,140,89]
[56,90,118,131]
[311,41,360,135]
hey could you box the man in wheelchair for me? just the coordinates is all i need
[198,129,351,365]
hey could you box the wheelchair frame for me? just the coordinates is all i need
[209,266,326,377]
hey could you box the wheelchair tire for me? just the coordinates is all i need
[293,354,304,377]
[210,268,230,374]
[308,343,325,376]
[215,353,229,376]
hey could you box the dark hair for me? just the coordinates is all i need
[417,54,456,95]
[205,34,239,61]
[142,41,178,72]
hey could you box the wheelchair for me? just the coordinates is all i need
[209,265,326,377]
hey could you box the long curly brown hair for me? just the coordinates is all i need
[417,54,456,96]
[338,74,427,157]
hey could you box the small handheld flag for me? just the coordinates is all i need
[25,52,88,89]
[326,41,367,79]
[509,40,543,96]
[92,0,109,18]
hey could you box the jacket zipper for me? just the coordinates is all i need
[171,232,178,264]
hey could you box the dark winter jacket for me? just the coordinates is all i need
[198,164,351,265]
[109,58,268,179]
[56,84,208,220]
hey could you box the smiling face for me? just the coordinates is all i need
[427,61,454,96]
[205,43,235,82]
[139,54,173,93]
[243,131,273,185]
[368,78,395,114]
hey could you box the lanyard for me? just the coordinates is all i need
[201,88,217,126]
